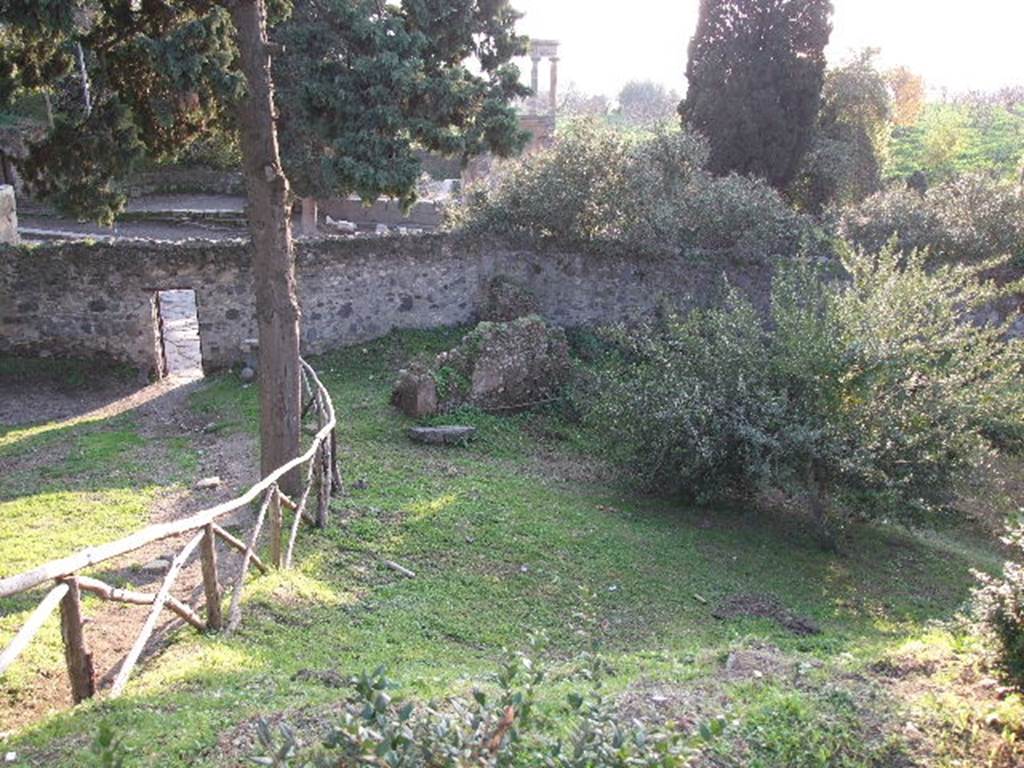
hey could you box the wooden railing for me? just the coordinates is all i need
[0,359,341,702]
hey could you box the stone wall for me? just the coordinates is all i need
[0,235,774,375]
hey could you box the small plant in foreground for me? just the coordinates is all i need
[89,722,128,768]
[973,522,1024,688]
[250,650,722,767]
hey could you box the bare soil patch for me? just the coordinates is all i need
[711,592,821,636]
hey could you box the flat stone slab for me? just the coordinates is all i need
[407,425,476,446]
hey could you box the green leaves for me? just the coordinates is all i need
[682,0,833,189]
[273,0,529,204]
[250,650,719,767]
[20,97,144,224]
[586,241,1024,536]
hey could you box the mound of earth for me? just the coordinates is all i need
[711,592,821,636]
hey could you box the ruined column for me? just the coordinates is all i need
[548,57,559,115]
[0,185,18,245]
[530,55,541,101]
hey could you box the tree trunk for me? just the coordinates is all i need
[229,0,302,493]
[301,196,318,235]
[806,462,837,552]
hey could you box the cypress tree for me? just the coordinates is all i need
[681,0,833,188]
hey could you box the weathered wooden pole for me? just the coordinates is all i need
[316,443,331,529]
[200,524,223,631]
[268,491,284,568]
[59,577,95,703]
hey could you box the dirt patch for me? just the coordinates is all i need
[862,645,1024,768]
[711,592,821,636]
[722,642,803,682]
[617,679,727,732]
[213,703,346,767]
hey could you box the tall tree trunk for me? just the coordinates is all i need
[229,0,301,493]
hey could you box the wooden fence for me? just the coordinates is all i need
[0,359,341,702]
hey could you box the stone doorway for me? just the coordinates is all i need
[155,289,204,378]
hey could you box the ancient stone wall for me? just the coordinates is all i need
[0,235,774,375]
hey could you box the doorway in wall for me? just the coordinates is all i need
[155,289,204,378]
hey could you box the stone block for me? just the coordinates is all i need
[391,365,438,418]
[408,425,475,445]
[0,185,18,246]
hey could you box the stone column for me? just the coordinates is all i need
[530,55,541,99]
[548,57,559,115]
[0,185,18,246]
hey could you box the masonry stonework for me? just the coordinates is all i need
[1,235,771,375]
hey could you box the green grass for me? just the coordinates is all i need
[0,330,1014,766]
[0,384,199,706]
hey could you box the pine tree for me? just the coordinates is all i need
[681,0,833,189]
[272,0,529,231]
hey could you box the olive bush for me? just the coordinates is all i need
[974,523,1024,688]
[250,651,723,767]
[451,120,824,261]
[584,243,1024,542]
[841,174,1024,264]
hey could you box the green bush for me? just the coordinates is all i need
[250,651,723,767]
[584,243,1024,542]
[841,174,1024,265]
[973,523,1024,688]
[452,120,823,261]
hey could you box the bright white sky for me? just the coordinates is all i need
[513,0,1024,100]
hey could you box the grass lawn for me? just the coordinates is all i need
[1,329,1022,767]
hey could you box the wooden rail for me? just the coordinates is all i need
[0,359,340,702]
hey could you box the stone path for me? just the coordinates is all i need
[158,289,204,377]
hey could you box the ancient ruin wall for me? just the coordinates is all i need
[0,235,772,375]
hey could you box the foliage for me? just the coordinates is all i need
[615,80,680,127]
[584,243,1024,540]
[453,120,823,260]
[716,685,877,767]
[89,722,128,768]
[1,0,242,222]
[18,98,145,224]
[1,0,529,221]
[974,523,1024,688]
[885,66,925,128]
[558,85,610,120]
[681,0,833,189]
[792,49,891,212]
[251,651,722,767]
[888,101,1024,183]
[272,0,529,207]
[841,173,1024,265]
[450,120,642,244]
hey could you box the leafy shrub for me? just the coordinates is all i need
[251,651,724,767]
[452,120,823,261]
[974,523,1024,688]
[584,243,1024,542]
[841,174,1024,265]
[450,120,643,244]
[89,722,128,767]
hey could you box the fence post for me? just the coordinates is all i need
[59,576,95,703]
[316,442,331,528]
[329,428,343,496]
[269,489,284,568]
[200,524,223,631]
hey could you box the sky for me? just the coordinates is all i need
[512,0,1024,101]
